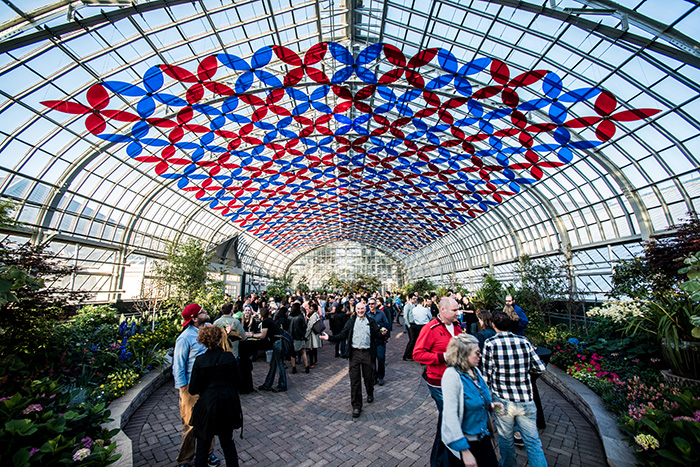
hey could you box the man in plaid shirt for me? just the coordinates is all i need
[483,311,547,467]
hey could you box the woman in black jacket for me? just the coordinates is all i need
[189,325,242,467]
[289,302,309,373]
[329,301,350,358]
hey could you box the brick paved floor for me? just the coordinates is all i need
[124,327,606,466]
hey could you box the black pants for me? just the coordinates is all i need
[237,340,255,393]
[403,324,423,359]
[195,433,238,467]
[349,348,373,409]
[446,437,499,467]
[307,348,318,365]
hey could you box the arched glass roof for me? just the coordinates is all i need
[0,0,698,296]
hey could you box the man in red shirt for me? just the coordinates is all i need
[413,297,462,466]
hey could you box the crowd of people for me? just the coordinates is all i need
[171,289,548,467]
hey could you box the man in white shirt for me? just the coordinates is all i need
[402,294,418,360]
[412,296,432,326]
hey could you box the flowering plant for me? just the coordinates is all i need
[567,353,619,383]
[586,299,647,324]
[619,389,700,466]
[0,378,119,466]
[93,368,140,401]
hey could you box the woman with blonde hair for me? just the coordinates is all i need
[441,333,501,467]
[502,305,520,334]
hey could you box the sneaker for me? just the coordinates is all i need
[514,433,524,447]
[292,367,297,374]
[367,395,374,403]
[208,454,221,467]
[352,408,362,418]
[258,385,272,391]
[378,378,384,386]
[272,386,287,392]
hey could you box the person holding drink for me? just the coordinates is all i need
[441,333,502,467]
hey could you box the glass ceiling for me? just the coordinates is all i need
[0,0,698,292]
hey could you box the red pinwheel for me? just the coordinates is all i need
[273,43,329,87]
[566,90,661,141]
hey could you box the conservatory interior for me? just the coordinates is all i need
[0,0,699,466]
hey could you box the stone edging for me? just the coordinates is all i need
[541,365,638,467]
[102,356,173,467]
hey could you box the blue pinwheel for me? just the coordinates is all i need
[328,42,383,85]
[217,47,282,93]
[518,72,600,124]
[454,99,512,134]
[103,66,186,118]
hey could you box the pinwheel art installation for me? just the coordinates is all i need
[43,43,659,255]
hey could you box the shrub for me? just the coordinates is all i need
[0,378,119,466]
[619,389,700,466]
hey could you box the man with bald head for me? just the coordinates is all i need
[320,302,387,418]
[413,296,463,466]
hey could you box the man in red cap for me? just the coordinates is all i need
[173,304,220,467]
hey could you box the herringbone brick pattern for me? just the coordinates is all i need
[124,327,605,466]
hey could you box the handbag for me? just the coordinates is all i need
[312,316,326,334]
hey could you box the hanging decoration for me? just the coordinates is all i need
[43,43,659,254]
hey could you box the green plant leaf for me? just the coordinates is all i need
[639,417,660,433]
[656,448,684,463]
[5,418,37,436]
[12,448,30,466]
[672,436,692,456]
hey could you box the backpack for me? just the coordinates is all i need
[278,330,294,358]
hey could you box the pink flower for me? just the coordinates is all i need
[22,404,42,414]
[29,448,40,457]
[673,416,696,422]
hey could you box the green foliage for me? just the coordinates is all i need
[644,213,700,291]
[624,294,699,376]
[608,257,654,299]
[344,273,382,295]
[619,389,700,466]
[154,239,223,310]
[0,378,120,466]
[0,200,16,228]
[295,274,310,293]
[678,252,700,338]
[318,271,345,293]
[547,314,700,467]
[266,272,295,298]
[514,255,565,313]
[401,278,434,299]
[471,274,503,310]
[0,241,90,357]
[537,324,574,348]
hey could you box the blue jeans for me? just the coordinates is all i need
[492,395,547,467]
[427,384,452,466]
[374,344,386,380]
[263,340,287,390]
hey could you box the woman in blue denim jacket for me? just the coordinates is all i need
[441,333,502,467]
